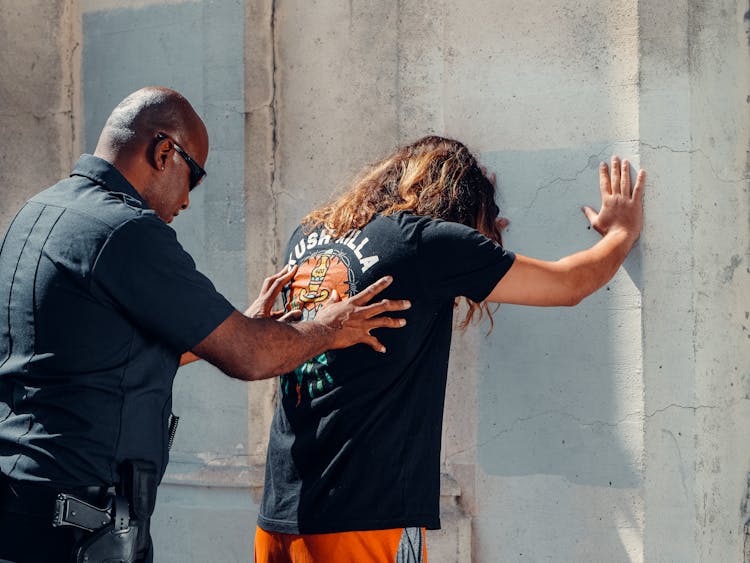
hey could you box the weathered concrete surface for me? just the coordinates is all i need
[262,1,644,561]
[0,0,80,232]
[259,1,748,562]
[640,1,750,562]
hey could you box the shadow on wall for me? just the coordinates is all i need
[477,143,643,490]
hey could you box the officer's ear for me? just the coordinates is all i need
[152,135,172,172]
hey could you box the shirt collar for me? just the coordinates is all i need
[70,154,148,208]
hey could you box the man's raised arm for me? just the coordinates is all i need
[488,156,645,307]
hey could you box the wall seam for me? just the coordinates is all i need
[269,0,280,265]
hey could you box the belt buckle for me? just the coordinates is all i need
[52,493,113,532]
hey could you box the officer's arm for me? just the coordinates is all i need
[189,276,410,381]
[180,265,302,366]
[179,265,301,368]
[487,156,645,307]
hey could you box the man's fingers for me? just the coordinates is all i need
[632,169,646,200]
[329,289,341,303]
[349,276,393,305]
[581,206,599,225]
[621,159,632,198]
[599,161,611,197]
[610,155,621,194]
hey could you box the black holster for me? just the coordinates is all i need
[72,460,157,563]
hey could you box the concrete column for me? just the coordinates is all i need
[641,1,750,561]
[639,1,697,559]
[0,0,81,232]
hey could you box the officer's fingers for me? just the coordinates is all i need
[359,298,411,318]
[349,276,393,305]
[268,265,297,294]
[261,265,292,292]
[279,309,302,322]
[361,335,386,354]
[271,264,297,287]
[366,316,407,330]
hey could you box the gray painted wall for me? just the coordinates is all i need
[81,1,254,560]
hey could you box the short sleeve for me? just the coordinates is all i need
[90,216,235,353]
[418,219,515,302]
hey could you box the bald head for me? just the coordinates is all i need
[96,86,206,156]
[93,87,209,223]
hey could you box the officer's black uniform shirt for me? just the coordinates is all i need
[0,155,235,487]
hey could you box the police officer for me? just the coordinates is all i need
[0,87,409,563]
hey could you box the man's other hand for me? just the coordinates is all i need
[582,155,645,242]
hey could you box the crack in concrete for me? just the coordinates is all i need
[522,146,613,211]
[446,402,722,462]
[0,109,74,119]
[640,141,750,184]
[662,428,690,501]
[645,402,718,417]
[446,407,644,462]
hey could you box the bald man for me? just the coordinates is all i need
[0,87,408,563]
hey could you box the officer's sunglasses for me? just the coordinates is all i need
[155,132,207,190]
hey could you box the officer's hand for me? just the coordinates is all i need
[313,276,410,353]
[245,264,302,322]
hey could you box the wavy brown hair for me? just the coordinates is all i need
[302,136,503,329]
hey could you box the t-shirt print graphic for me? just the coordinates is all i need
[283,249,355,406]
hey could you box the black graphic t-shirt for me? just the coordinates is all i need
[258,212,515,534]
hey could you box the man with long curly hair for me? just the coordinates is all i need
[254,136,645,562]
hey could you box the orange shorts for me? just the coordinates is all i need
[254,525,428,563]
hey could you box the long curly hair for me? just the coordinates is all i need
[302,135,503,329]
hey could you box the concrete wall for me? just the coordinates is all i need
[252,1,750,561]
[0,0,80,232]
[1,1,749,562]
[262,1,644,560]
